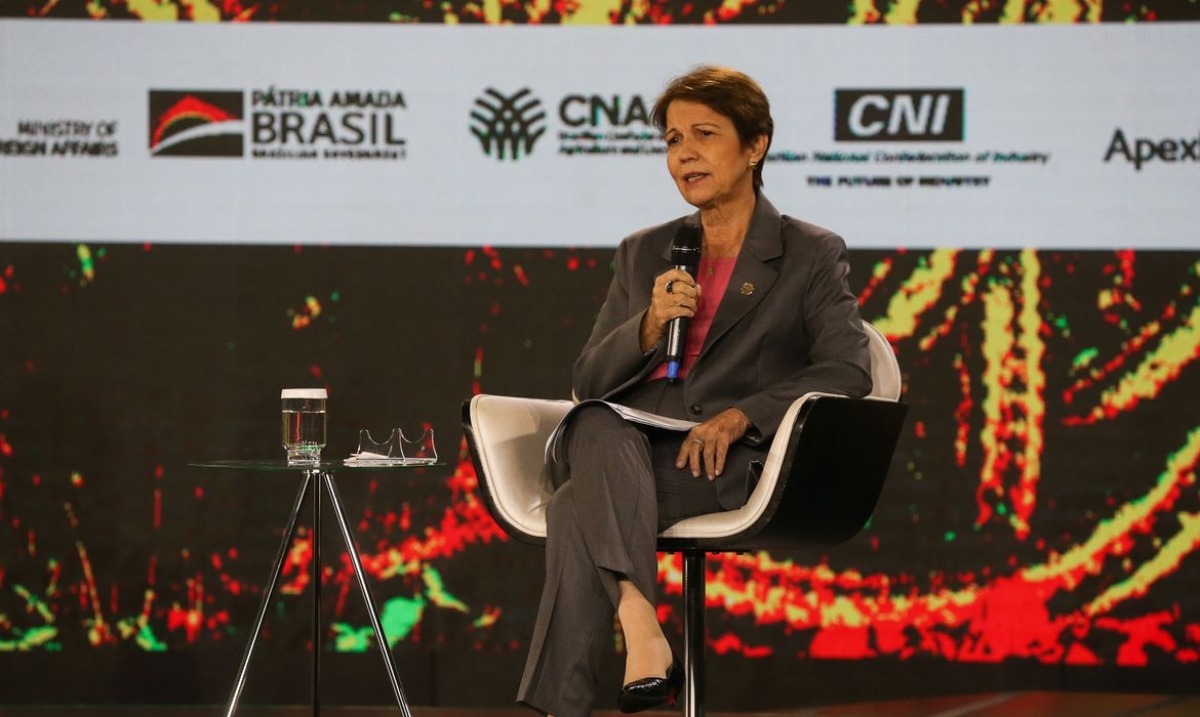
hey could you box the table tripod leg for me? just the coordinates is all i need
[322,473,413,717]
[313,470,323,717]
[225,470,313,717]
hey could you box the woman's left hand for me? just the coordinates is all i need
[676,408,753,480]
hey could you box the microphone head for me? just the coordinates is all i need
[671,224,702,271]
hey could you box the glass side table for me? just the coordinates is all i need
[192,460,442,717]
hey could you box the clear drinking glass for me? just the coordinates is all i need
[281,388,327,465]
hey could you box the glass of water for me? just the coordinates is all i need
[281,388,327,465]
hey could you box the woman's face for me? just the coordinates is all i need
[664,99,765,211]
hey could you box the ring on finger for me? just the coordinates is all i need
[691,437,704,446]
[665,280,675,294]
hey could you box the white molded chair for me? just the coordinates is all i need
[462,322,906,716]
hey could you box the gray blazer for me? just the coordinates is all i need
[573,194,873,451]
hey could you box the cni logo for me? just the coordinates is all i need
[149,90,245,157]
[470,88,546,161]
[834,89,965,142]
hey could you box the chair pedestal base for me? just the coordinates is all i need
[682,551,706,717]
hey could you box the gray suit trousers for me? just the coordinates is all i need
[516,403,743,716]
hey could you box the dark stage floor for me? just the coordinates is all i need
[4,693,1200,717]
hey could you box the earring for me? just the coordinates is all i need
[749,160,758,169]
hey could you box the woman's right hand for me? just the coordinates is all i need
[639,268,700,352]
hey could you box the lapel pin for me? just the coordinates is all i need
[740,282,755,296]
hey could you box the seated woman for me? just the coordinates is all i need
[518,66,873,716]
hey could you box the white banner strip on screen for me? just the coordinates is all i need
[0,20,1197,248]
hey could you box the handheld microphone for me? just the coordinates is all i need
[665,224,702,381]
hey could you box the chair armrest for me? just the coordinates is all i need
[659,392,906,551]
[750,393,907,548]
[659,389,836,547]
[462,394,573,545]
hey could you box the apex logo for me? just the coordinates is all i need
[835,89,965,142]
[149,90,245,157]
[470,88,546,161]
[1104,128,1199,171]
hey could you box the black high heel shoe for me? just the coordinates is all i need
[617,658,684,713]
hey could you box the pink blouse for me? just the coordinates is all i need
[648,255,738,382]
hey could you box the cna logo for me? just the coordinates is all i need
[835,89,965,142]
[470,88,546,161]
[149,90,245,157]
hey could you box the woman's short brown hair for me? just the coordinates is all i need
[651,66,774,189]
